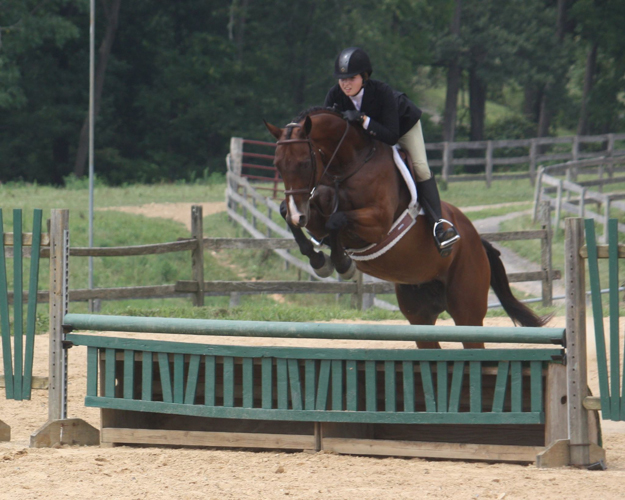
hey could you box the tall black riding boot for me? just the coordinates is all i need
[416,176,460,257]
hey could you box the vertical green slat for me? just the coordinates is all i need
[402,361,415,413]
[242,358,254,408]
[584,219,611,416]
[470,361,482,413]
[261,357,272,409]
[492,361,510,412]
[384,361,396,412]
[276,358,288,409]
[12,210,23,399]
[331,360,343,410]
[123,350,134,399]
[22,209,42,399]
[420,361,436,412]
[157,352,173,403]
[173,353,184,404]
[511,362,523,413]
[142,352,153,401]
[436,361,448,413]
[86,347,98,397]
[223,356,235,407]
[0,210,14,399]
[205,356,216,406]
[287,359,303,410]
[346,360,358,411]
[315,360,331,410]
[448,361,465,413]
[184,355,201,405]
[105,348,116,398]
[608,220,621,420]
[365,360,377,412]
[530,361,543,413]
[304,360,316,410]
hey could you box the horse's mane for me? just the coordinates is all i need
[291,106,342,123]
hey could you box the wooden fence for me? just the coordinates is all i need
[533,154,625,240]
[4,203,558,310]
[229,132,625,192]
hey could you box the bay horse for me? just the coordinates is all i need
[264,108,547,348]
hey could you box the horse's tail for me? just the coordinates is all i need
[481,238,550,327]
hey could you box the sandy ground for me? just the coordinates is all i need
[2,316,625,500]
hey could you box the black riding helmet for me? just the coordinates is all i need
[333,47,372,79]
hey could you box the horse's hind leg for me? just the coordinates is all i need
[279,201,334,277]
[395,283,445,349]
[446,273,489,349]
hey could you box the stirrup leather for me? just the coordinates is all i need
[432,219,460,249]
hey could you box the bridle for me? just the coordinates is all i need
[276,118,351,199]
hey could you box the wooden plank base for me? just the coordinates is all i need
[101,427,316,450]
[323,437,544,463]
[536,439,606,468]
[30,418,100,448]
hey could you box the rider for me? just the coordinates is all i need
[324,47,460,255]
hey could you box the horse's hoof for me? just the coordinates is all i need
[338,260,357,281]
[312,254,335,278]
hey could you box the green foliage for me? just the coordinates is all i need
[0,0,623,187]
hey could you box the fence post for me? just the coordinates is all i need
[485,141,493,188]
[229,137,243,176]
[532,167,544,223]
[607,133,615,178]
[603,196,611,244]
[564,217,591,466]
[540,202,553,307]
[554,180,563,234]
[442,142,451,182]
[579,188,586,218]
[48,209,69,422]
[529,139,537,185]
[191,205,204,307]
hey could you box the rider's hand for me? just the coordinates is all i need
[342,110,365,124]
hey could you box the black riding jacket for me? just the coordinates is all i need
[324,79,422,146]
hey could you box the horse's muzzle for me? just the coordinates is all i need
[287,195,310,227]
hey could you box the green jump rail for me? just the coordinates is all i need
[63,313,565,345]
[62,313,566,430]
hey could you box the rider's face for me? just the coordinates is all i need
[338,75,364,97]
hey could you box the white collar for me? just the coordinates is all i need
[348,87,365,111]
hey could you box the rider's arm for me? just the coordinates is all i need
[361,82,401,145]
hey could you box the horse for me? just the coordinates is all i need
[264,108,548,348]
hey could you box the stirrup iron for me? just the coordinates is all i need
[433,219,460,249]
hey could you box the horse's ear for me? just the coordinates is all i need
[264,120,283,140]
[303,116,312,137]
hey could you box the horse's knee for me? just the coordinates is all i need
[325,211,349,232]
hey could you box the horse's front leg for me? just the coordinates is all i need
[279,200,334,278]
[325,211,358,280]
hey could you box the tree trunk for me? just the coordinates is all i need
[469,68,486,142]
[74,0,122,178]
[577,42,598,136]
[442,0,462,142]
[537,0,566,138]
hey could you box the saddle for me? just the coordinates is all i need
[345,145,421,261]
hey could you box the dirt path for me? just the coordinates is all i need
[1,316,624,499]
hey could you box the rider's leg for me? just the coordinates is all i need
[397,121,460,255]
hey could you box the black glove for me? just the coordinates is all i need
[342,110,365,124]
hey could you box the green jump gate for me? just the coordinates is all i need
[583,218,625,422]
[63,313,573,463]
[0,209,43,402]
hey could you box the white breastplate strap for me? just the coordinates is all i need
[346,146,421,261]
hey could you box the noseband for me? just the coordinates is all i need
[276,118,351,198]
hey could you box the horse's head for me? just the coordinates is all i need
[265,109,356,227]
